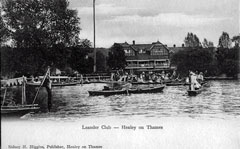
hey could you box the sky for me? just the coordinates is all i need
[68,0,239,48]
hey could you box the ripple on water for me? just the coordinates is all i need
[27,81,240,121]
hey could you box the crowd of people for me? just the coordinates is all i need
[110,70,205,91]
[111,70,181,83]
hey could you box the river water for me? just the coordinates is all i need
[2,80,240,149]
[26,80,240,121]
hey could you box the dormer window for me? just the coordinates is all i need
[125,48,135,56]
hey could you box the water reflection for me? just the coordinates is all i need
[28,80,240,120]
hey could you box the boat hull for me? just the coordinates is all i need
[166,82,186,86]
[88,85,165,96]
[187,82,208,96]
[1,105,40,117]
[187,89,202,96]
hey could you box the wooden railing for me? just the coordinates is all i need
[126,64,170,68]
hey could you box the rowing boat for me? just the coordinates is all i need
[88,85,165,96]
[187,82,208,96]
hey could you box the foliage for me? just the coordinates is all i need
[2,0,80,48]
[69,46,93,74]
[1,46,15,77]
[184,32,201,48]
[0,15,10,46]
[218,32,232,48]
[216,47,239,77]
[80,39,92,48]
[96,50,106,72]
[232,35,240,47]
[202,38,214,48]
[171,48,214,77]
[107,43,126,70]
[1,0,82,76]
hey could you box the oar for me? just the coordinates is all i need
[1,88,7,107]
[32,68,50,104]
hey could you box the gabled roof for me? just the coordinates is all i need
[131,44,153,52]
[118,41,169,52]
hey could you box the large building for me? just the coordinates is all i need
[118,40,174,73]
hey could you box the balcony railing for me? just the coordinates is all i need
[126,64,170,69]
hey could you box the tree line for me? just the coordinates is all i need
[172,32,239,78]
[1,0,239,78]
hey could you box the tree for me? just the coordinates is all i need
[202,38,214,48]
[232,34,240,47]
[184,32,201,48]
[1,0,81,75]
[96,50,106,72]
[69,46,93,74]
[0,15,9,46]
[171,48,214,77]
[80,39,92,48]
[2,0,80,48]
[218,32,231,48]
[216,47,239,77]
[107,43,126,70]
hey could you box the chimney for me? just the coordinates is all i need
[173,44,176,47]
[133,40,135,45]
[182,44,185,47]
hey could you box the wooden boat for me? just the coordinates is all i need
[129,85,165,94]
[187,82,208,96]
[1,77,40,117]
[88,85,165,96]
[187,88,203,96]
[131,79,172,85]
[131,82,162,85]
[166,82,185,86]
[1,105,40,117]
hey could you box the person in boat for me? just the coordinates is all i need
[138,73,144,83]
[164,73,170,80]
[197,72,204,84]
[189,71,201,90]
[186,76,190,84]
[34,76,41,83]
[44,75,52,111]
[29,74,52,112]
[170,70,177,80]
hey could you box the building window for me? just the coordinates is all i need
[125,49,135,56]
[151,48,168,55]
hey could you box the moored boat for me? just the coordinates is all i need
[1,105,40,117]
[1,77,40,117]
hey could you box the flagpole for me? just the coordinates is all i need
[93,0,96,73]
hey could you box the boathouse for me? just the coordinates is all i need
[118,40,174,73]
